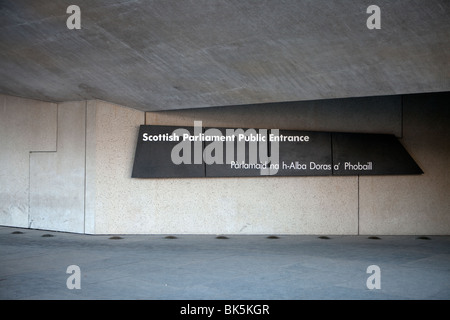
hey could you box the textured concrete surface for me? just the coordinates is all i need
[1,0,450,111]
[85,99,144,234]
[90,99,359,235]
[30,101,86,233]
[0,95,57,228]
[2,93,449,235]
[0,226,449,300]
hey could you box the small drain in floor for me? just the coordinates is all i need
[368,236,381,240]
[416,236,431,240]
[318,236,330,239]
[109,236,123,240]
[164,235,177,239]
[267,235,279,239]
[11,231,24,234]
[41,234,54,237]
[216,235,229,239]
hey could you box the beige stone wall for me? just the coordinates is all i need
[1,93,448,235]
[85,100,145,234]
[29,101,86,233]
[0,95,57,228]
[89,96,400,235]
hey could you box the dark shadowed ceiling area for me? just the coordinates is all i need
[1,0,449,111]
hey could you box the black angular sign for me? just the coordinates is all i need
[132,125,423,178]
[131,125,204,178]
[203,127,265,177]
[332,133,423,175]
[276,130,332,176]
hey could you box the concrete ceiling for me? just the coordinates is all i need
[1,0,449,111]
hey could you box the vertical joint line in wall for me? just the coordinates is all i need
[56,103,59,151]
[357,175,360,235]
[28,152,31,228]
[83,101,87,234]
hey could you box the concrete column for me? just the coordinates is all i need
[85,100,145,234]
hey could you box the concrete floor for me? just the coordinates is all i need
[1,226,449,300]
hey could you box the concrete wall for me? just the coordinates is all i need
[29,101,86,233]
[1,93,449,235]
[0,95,57,228]
[0,96,86,233]
[360,93,450,235]
[85,100,145,234]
